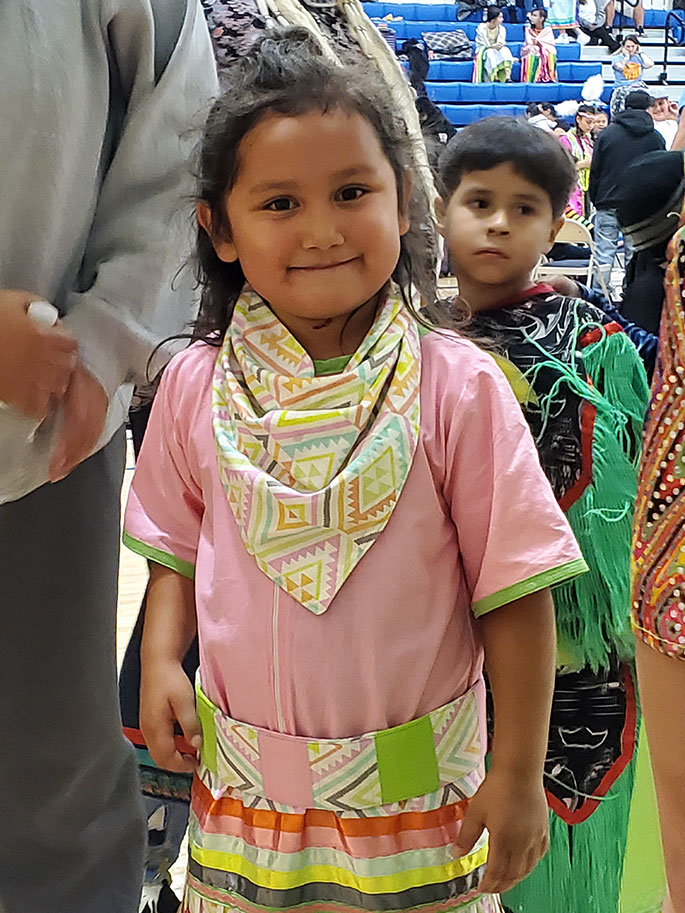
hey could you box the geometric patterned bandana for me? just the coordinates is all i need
[211,286,421,614]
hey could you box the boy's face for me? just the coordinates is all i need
[439,162,563,309]
[530,10,544,26]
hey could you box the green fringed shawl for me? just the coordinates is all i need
[477,296,650,670]
[552,326,650,670]
[504,741,636,913]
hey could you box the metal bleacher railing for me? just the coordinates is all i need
[657,8,685,84]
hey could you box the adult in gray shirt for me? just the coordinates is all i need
[0,3,216,911]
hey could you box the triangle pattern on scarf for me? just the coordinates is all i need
[211,286,421,614]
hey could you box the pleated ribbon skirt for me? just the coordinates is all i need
[182,681,502,913]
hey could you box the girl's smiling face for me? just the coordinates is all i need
[199,108,409,350]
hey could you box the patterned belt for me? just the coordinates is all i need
[196,679,485,812]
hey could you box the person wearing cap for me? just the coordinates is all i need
[0,4,217,913]
[648,90,679,149]
[589,90,665,291]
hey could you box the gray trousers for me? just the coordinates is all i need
[0,429,145,913]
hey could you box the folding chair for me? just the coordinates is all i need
[536,217,612,300]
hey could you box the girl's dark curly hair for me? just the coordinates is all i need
[193,27,440,343]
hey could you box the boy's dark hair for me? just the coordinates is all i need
[533,7,548,20]
[525,102,542,117]
[438,116,575,219]
[193,27,439,343]
[540,102,556,115]
[486,5,502,21]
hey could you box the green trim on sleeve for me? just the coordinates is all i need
[122,531,196,580]
[472,557,589,618]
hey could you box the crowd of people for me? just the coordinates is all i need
[1,3,685,913]
[470,6,654,84]
[523,86,681,292]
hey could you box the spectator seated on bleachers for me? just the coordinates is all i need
[520,8,557,82]
[578,0,620,50]
[473,6,515,82]
[547,0,579,40]
[457,0,518,22]
[610,34,654,115]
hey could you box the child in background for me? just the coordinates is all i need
[520,9,557,84]
[559,104,596,222]
[124,31,586,913]
[437,117,650,913]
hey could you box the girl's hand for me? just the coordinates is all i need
[140,657,202,773]
[0,289,78,420]
[453,768,549,895]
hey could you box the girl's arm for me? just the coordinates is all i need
[641,52,654,68]
[455,589,556,895]
[139,561,201,773]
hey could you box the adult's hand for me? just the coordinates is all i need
[0,289,78,420]
[49,363,108,482]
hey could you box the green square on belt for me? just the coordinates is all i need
[375,714,440,805]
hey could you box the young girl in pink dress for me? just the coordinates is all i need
[124,28,586,913]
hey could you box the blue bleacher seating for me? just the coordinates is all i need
[378,19,525,40]
[365,1,669,27]
[364,1,619,129]
[427,80,611,104]
[439,103,530,123]
[425,59,598,80]
[382,22,582,59]
[615,8,668,27]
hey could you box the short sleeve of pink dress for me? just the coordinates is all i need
[423,332,586,618]
[124,354,205,579]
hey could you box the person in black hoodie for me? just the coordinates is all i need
[589,90,664,290]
